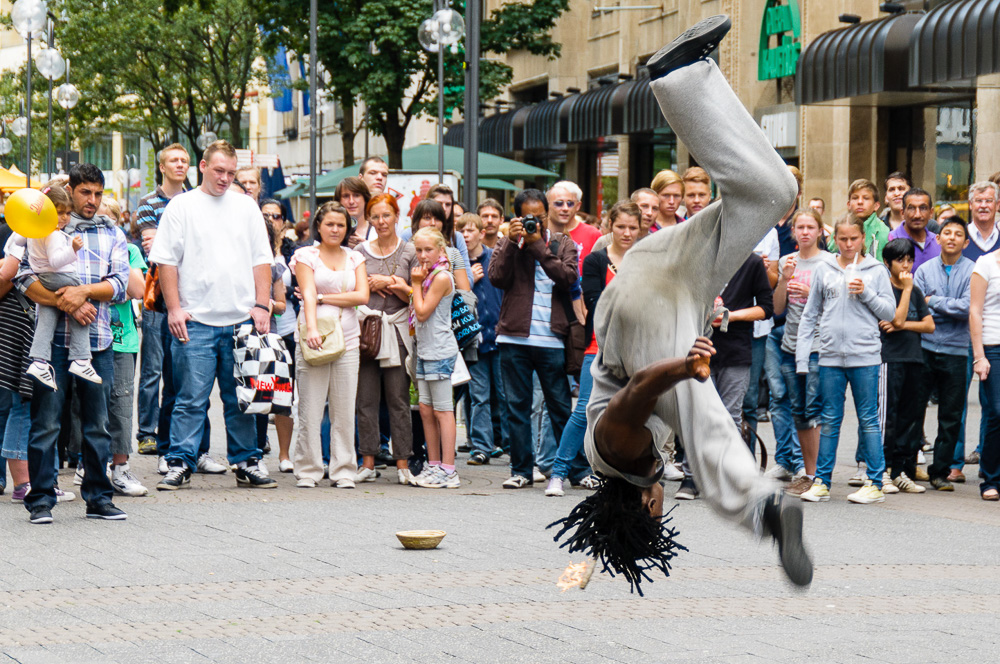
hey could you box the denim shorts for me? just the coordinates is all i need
[416,355,456,381]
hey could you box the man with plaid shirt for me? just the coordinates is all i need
[18,164,130,524]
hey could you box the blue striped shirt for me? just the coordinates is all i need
[497,262,564,349]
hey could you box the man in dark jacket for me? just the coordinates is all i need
[488,189,579,488]
[458,213,508,464]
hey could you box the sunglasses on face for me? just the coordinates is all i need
[552,200,575,208]
[262,212,284,221]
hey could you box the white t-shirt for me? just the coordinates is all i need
[752,228,779,338]
[148,189,273,326]
[973,253,1000,345]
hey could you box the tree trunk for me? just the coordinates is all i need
[229,109,243,149]
[340,99,355,167]
[381,117,405,170]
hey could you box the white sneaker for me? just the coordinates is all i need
[111,464,149,497]
[55,487,75,503]
[764,464,793,481]
[157,456,168,475]
[663,463,684,482]
[73,466,85,486]
[296,477,316,488]
[532,468,547,483]
[68,360,103,384]
[894,472,926,493]
[355,466,379,483]
[847,480,885,504]
[278,459,294,473]
[545,477,565,497]
[848,463,868,486]
[335,478,355,489]
[196,454,228,474]
[26,361,58,390]
[881,472,899,494]
[917,450,927,465]
[257,460,269,477]
[397,468,414,485]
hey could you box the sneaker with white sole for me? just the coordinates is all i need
[111,464,148,497]
[881,472,899,494]
[800,479,830,502]
[764,464,794,481]
[73,466,85,486]
[663,462,684,482]
[397,468,414,485]
[532,468,547,483]
[257,459,269,477]
[893,472,926,493]
[572,475,601,490]
[847,480,885,504]
[68,360,103,384]
[235,463,277,488]
[196,454,228,474]
[502,475,532,489]
[335,478,355,489]
[279,459,294,473]
[848,463,868,486]
[157,456,168,475]
[26,361,58,390]
[296,477,317,488]
[55,487,74,502]
[415,466,446,488]
[355,466,379,483]
[419,468,459,489]
[545,477,565,497]
[410,465,437,486]
[157,463,192,491]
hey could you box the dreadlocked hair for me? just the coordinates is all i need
[547,475,686,596]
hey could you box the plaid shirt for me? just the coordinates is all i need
[16,215,129,352]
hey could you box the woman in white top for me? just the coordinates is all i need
[291,202,369,488]
[970,250,1000,500]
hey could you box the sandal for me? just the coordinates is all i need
[982,488,999,501]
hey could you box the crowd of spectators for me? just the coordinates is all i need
[1,140,999,525]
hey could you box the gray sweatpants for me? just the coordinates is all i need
[584,59,797,532]
[29,271,91,363]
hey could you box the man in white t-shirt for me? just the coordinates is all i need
[148,140,277,491]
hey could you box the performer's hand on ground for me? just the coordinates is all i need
[685,337,714,381]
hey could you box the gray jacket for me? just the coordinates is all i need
[795,255,896,372]
[913,255,974,357]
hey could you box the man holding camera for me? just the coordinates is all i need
[488,190,579,488]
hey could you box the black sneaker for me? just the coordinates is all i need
[646,15,732,81]
[374,450,395,469]
[457,444,472,454]
[467,451,489,466]
[235,462,278,488]
[675,477,699,500]
[156,463,192,491]
[29,507,53,524]
[86,503,127,520]
[930,477,954,492]
[490,446,506,459]
[762,492,813,587]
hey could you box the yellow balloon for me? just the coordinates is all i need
[4,188,58,239]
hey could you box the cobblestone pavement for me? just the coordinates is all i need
[1,388,998,663]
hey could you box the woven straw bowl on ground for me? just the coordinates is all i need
[395,530,447,549]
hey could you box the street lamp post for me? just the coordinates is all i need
[12,0,50,186]
[56,59,80,172]
[308,0,318,215]
[36,18,66,178]
[463,0,480,212]
[419,3,465,184]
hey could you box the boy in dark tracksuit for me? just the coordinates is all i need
[878,238,935,492]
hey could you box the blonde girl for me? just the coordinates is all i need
[410,227,460,489]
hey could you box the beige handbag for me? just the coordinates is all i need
[298,309,346,366]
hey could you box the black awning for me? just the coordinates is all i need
[521,97,570,149]
[910,0,1000,87]
[610,77,669,135]
[478,110,518,154]
[443,122,465,147]
[796,12,923,105]
[567,83,616,142]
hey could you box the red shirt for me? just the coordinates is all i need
[568,222,602,273]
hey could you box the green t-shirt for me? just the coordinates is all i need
[110,243,147,353]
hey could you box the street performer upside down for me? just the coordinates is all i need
[551,15,813,593]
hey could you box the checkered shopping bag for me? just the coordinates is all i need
[233,323,294,416]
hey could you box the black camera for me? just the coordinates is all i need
[522,215,540,235]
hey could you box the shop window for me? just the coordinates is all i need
[935,106,973,205]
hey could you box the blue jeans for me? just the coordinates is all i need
[500,344,572,479]
[742,334,768,432]
[156,313,211,458]
[0,387,32,488]
[977,345,1000,492]
[531,373,560,474]
[164,321,259,471]
[551,353,595,482]
[26,346,116,510]
[766,327,803,473]
[955,346,986,468]
[467,349,508,455]
[816,365,885,488]
[136,309,164,440]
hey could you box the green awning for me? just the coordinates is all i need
[477,178,520,191]
[286,144,555,196]
[273,181,306,199]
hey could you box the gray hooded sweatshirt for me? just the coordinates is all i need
[795,255,896,372]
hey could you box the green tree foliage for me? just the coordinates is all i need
[50,0,266,164]
[257,0,569,168]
